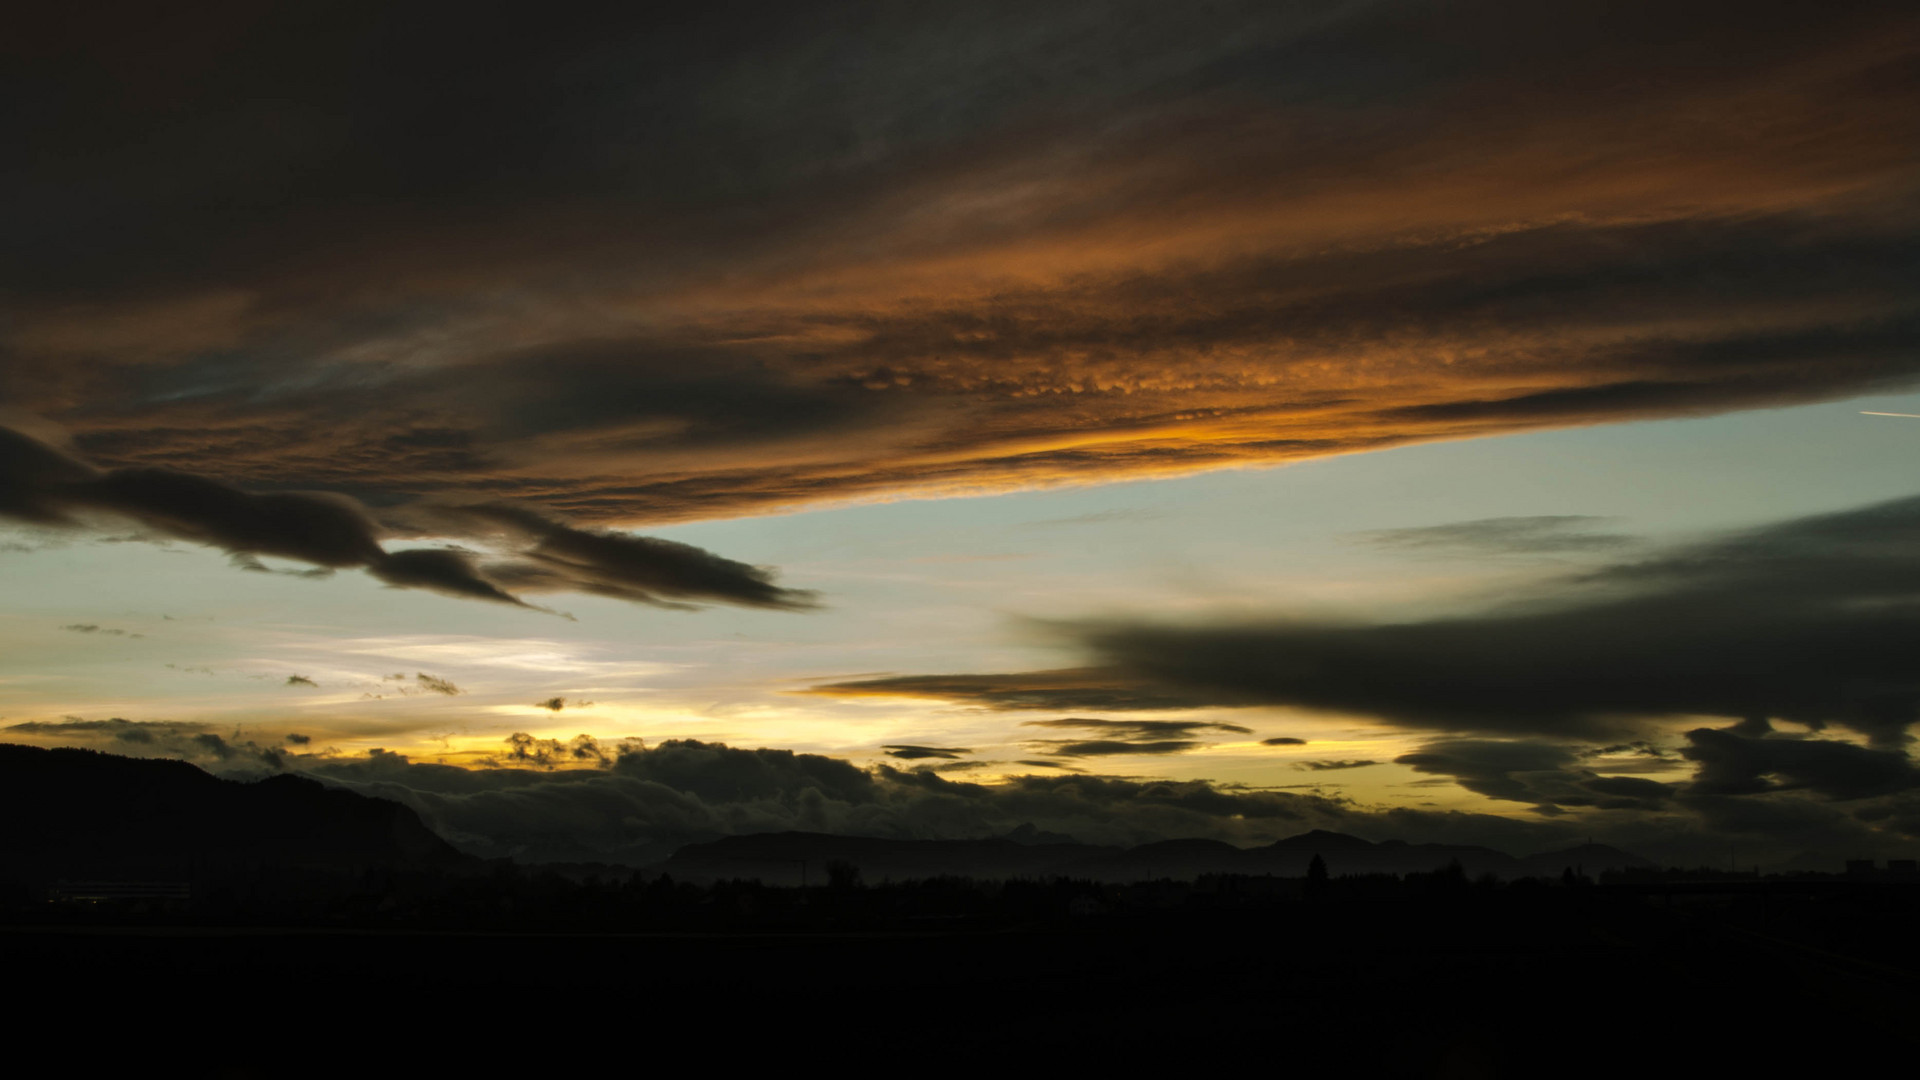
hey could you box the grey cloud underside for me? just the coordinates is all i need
[1030,740,1203,758]
[1019,716,1254,758]
[805,669,1221,712]
[1394,729,1920,848]
[881,745,972,761]
[1021,718,1251,737]
[1682,728,1920,802]
[444,503,816,611]
[1068,494,1920,746]
[3,4,1916,520]
[0,426,812,611]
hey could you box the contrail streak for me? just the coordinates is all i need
[1860,412,1920,418]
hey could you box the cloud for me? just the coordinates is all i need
[804,669,1221,712]
[1395,727,1920,821]
[1582,776,1675,802]
[286,732,1907,867]
[1681,728,1920,801]
[1035,740,1203,758]
[882,745,973,761]
[444,503,816,611]
[1,717,286,770]
[0,425,814,614]
[1021,718,1252,738]
[61,623,141,637]
[1055,492,1920,745]
[1353,516,1635,556]
[1394,740,1587,809]
[368,547,531,609]
[534,697,593,712]
[4,717,212,745]
[1020,717,1252,758]
[502,732,612,769]
[285,675,318,688]
[1261,737,1307,746]
[1295,760,1379,772]
[414,673,463,697]
[3,5,1915,523]
[798,492,1920,838]
[296,736,1395,863]
[15,720,1909,865]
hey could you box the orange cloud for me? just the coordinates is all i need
[4,4,1915,523]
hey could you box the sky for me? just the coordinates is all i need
[5,1,1920,868]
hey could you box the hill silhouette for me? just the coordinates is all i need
[0,744,467,881]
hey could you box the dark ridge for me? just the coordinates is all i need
[1519,842,1656,877]
[0,743,469,878]
[1259,829,1377,853]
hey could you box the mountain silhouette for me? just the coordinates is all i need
[1518,842,1654,877]
[0,744,467,880]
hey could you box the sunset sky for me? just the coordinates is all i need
[6,1,1919,867]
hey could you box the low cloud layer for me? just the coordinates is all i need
[1079,494,1920,745]
[829,494,1920,749]
[9,720,1915,866]
[297,737,1538,864]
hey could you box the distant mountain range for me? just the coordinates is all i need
[0,746,1650,884]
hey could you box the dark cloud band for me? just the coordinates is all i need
[0,425,813,613]
[4,4,1915,522]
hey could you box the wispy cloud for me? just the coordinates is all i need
[1352,516,1635,556]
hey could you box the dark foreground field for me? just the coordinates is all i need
[10,895,1915,1075]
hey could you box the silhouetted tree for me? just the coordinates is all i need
[1306,853,1329,901]
[826,859,863,890]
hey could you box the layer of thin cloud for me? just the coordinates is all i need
[1352,517,1636,556]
